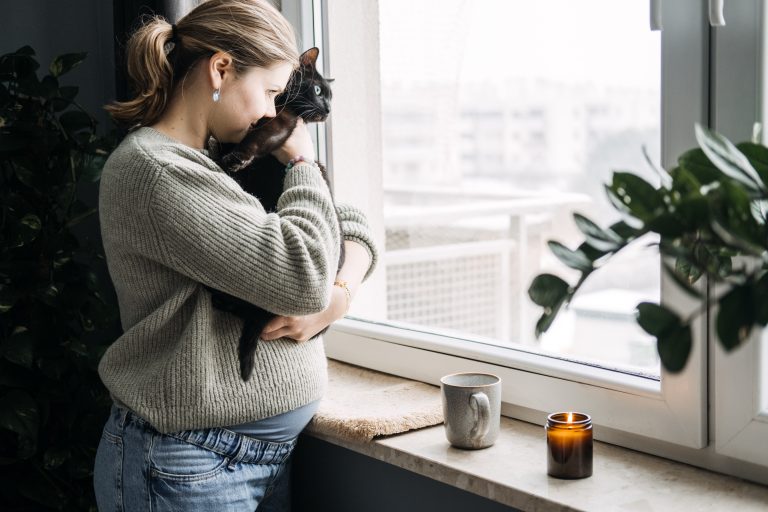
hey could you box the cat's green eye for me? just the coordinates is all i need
[314,85,322,96]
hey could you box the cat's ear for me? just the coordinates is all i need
[300,47,320,67]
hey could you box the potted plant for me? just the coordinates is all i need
[0,46,119,511]
[528,124,768,373]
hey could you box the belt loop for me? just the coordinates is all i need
[227,436,248,470]
[118,406,130,431]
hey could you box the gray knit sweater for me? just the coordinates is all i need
[98,127,378,434]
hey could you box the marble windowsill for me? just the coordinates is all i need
[307,376,768,511]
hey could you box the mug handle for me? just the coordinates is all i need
[469,392,490,441]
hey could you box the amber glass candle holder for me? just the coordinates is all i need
[546,412,593,479]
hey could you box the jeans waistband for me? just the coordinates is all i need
[112,403,297,466]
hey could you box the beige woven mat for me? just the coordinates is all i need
[306,359,444,442]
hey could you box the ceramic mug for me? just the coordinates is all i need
[440,372,501,449]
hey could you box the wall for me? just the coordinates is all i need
[2,0,115,132]
[292,436,520,512]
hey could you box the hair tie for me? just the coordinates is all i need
[171,23,178,42]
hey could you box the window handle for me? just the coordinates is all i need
[650,0,662,31]
[709,0,726,27]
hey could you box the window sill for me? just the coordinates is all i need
[307,361,768,511]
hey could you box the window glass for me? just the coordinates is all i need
[371,0,662,377]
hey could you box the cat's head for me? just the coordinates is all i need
[277,47,333,123]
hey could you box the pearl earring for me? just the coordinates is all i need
[212,89,221,102]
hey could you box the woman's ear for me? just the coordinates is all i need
[207,51,235,89]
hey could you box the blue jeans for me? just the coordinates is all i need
[93,404,296,511]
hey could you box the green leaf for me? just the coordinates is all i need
[608,172,663,222]
[528,273,570,308]
[11,161,39,189]
[535,303,565,338]
[0,390,39,458]
[577,241,609,263]
[695,124,765,193]
[76,153,106,183]
[750,199,768,225]
[11,214,42,247]
[572,213,624,251]
[39,74,58,99]
[20,213,41,231]
[643,144,672,189]
[43,446,71,470]
[675,197,710,227]
[677,148,720,187]
[49,52,87,78]
[14,45,36,56]
[716,284,754,351]
[49,85,80,112]
[657,325,693,373]
[646,213,688,238]
[547,241,593,272]
[736,142,768,188]
[710,216,764,257]
[59,110,92,134]
[609,220,643,239]
[674,257,703,287]
[0,48,39,80]
[636,302,682,337]
[1,327,36,368]
[664,261,703,299]
[529,274,572,338]
[0,284,16,313]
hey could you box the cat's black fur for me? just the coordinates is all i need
[206,48,344,382]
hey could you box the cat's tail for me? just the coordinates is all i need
[239,319,265,381]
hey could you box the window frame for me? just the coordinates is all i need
[282,0,768,483]
[708,0,768,467]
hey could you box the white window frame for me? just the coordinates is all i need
[709,0,768,467]
[282,0,768,483]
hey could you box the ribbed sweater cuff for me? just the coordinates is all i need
[284,163,327,190]
[338,204,379,282]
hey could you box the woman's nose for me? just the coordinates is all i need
[264,100,277,119]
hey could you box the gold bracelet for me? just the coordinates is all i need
[334,280,352,315]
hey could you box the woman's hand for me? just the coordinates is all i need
[260,285,347,342]
[272,118,316,165]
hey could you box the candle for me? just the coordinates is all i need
[546,412,593,479]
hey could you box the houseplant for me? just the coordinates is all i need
[0,46,119,511]
[528,124,768,373]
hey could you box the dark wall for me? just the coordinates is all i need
[292,436,521,512]
[2,1,115,132]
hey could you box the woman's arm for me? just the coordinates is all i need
[261,240,371,342]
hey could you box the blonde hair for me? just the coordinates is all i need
[105,0,299,127]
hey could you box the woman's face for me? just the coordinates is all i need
[210,61,294,144]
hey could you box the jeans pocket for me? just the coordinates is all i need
[149,431,230,483]
[94,428,124,512]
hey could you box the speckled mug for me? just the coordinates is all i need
[440,372,501,449]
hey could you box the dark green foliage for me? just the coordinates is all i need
[0,47,119,511]
[529,124,768,373]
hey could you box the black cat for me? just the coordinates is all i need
[207,47,344,382]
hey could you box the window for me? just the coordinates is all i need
[283,0,768,483]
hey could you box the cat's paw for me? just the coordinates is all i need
[221,152,253,173]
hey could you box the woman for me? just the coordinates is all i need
[93,0,378,510]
